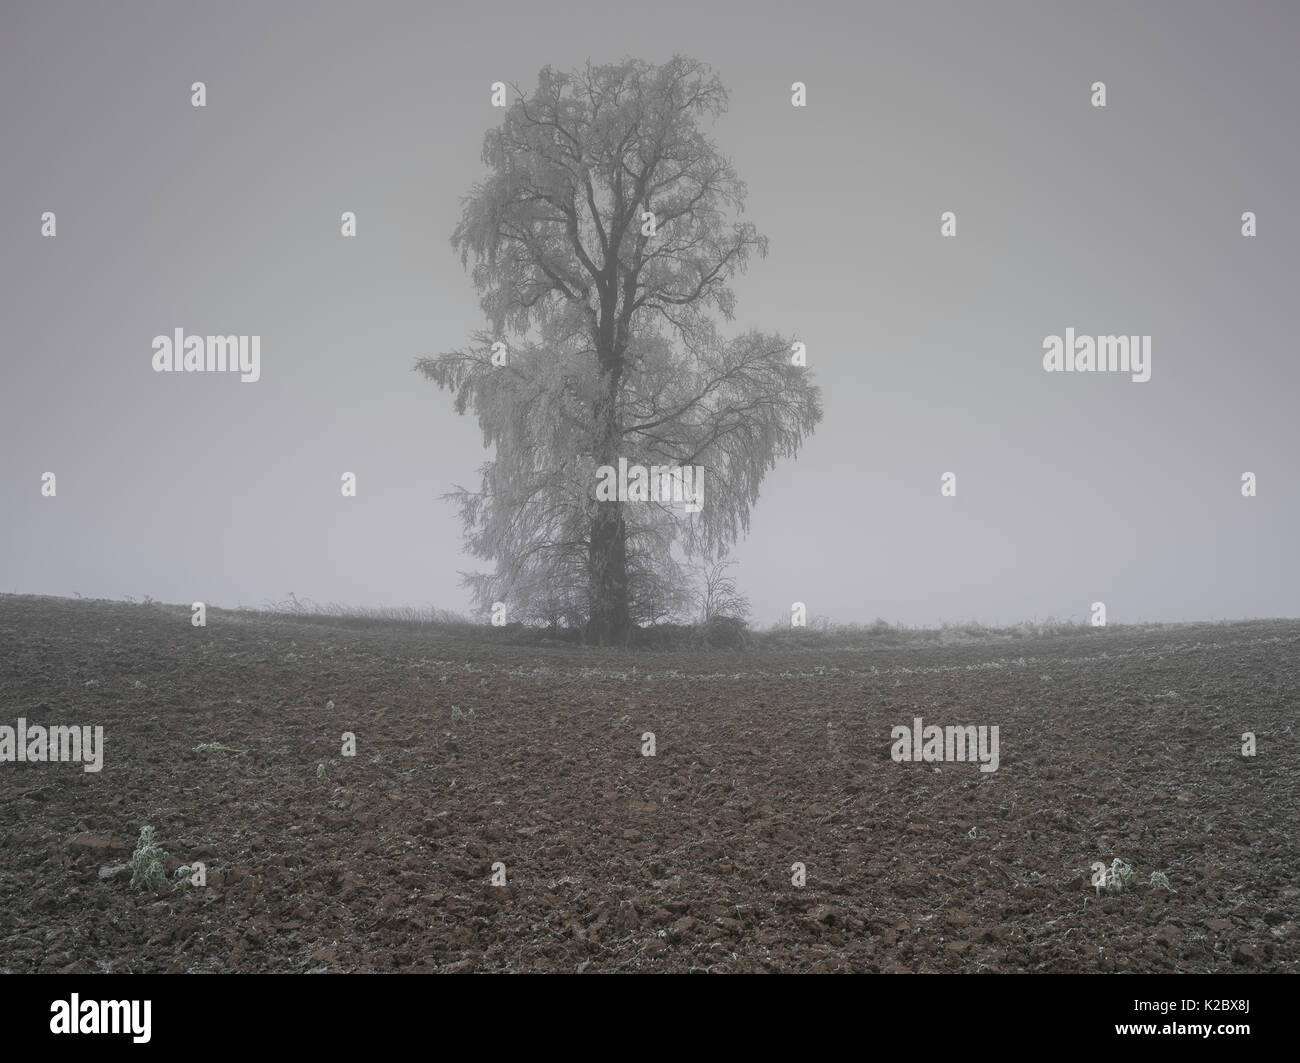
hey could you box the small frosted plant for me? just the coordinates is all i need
[173,864,194,889]
[1095,857,1135,895]
[1111,859,1135,891]
[130,826,169,891]
[451,706,474,722]
[1149,870,1175,891]
[193,742,244,754]
[317,762,327,779]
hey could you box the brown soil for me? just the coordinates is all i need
[0,595,1296,972]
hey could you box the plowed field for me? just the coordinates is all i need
[1,595,1295,972]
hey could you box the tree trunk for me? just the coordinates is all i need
[587,499,630,645]
[586,364,631,646]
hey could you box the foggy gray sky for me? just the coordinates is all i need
[2,0,1297,627]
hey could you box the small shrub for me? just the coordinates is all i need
[130,826,169,891]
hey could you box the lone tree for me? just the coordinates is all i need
[422,56,821,645]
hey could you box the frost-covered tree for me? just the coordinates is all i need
[421,56,822,644]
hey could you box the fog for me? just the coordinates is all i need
[3,0,1296,627]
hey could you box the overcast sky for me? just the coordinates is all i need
[2,0,1296,627]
